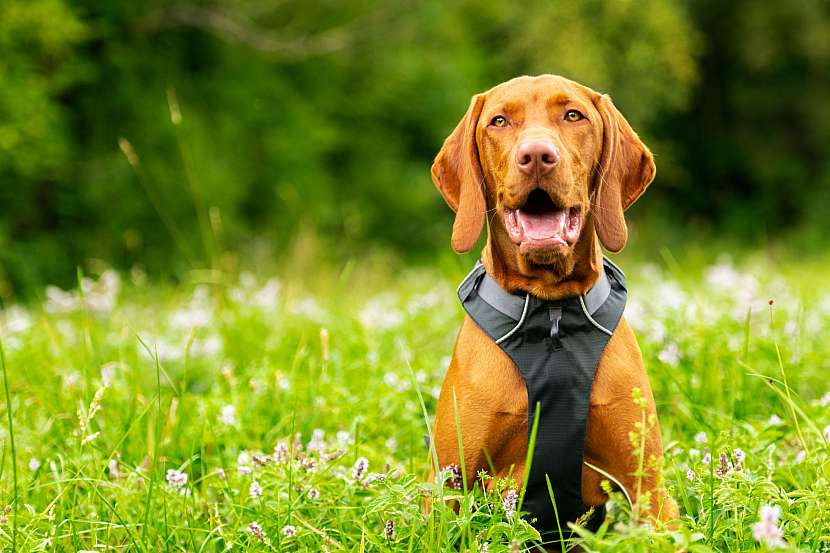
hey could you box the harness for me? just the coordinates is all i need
[457,258,627,536]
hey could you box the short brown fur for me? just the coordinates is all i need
[430,75,678,529]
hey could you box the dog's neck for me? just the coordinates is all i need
[481,219,604,301]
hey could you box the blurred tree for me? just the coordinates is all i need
[663,0,830,243]
[0,0,89,293]
[3,0,826,297]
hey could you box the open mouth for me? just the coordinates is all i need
[502,188,582,249]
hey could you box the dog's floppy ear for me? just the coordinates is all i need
[591,94,655,253]
[431,94,487,254]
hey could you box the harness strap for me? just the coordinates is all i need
[476,265,611,320]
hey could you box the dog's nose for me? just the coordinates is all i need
[516,140,560,176]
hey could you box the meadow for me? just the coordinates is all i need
[1,251,829,552]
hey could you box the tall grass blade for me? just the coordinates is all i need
[0,338,17,551]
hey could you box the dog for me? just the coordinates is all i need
[429,74,679,542]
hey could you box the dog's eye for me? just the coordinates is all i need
[490,115,508,128]
[564,109,585,122]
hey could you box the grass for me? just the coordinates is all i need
[0,251,829,552]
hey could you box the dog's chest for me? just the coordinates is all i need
[456,258,627,536]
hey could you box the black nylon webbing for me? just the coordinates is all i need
[457,258,627,537]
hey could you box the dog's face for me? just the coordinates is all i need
[432,75,655,283]
[477,76,601,274]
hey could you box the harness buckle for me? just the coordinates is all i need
[548,306,563,350]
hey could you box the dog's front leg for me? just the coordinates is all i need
[430,317,529,491]
[581,318,680,522]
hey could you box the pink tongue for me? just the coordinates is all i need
[516,209,567,240]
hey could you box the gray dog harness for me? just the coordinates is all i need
[457,258,627,536]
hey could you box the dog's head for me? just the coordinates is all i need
[432,75,654,285]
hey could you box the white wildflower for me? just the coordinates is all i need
[220,405,237,426]
[359,294,404,330]
[290,297,326,320]
[654,281,686,311]
[281,525,297,538]
[249,481,263,498]
[45,286,80,314]
[253,279,281,309]
[29,458,41,471]
[3,307,32,333]
[694,431,708,444]
[752,505,785,548]
[706,261,758,302]
[657,343,681,366]
[307,429,325,453]
[191,334,223,356]
[82,270,120,314]
[166,469,187,491]
[238,451,253,474]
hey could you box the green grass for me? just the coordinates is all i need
[0,253,829,552]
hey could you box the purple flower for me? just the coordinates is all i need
[247,521,269,544]
[440,464,463,490]
[658,343,681,366]
[715,451,733,478]
[752,505,785,548]
[273,441,289,464]
[503,489,519,521]
[249,481,263,498]
[107,459,121,479]
[384,519,395,540]
[352,457,369,482]
[166,469,187,488]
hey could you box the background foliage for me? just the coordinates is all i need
[1,0,829,296]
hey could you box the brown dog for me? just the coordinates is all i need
[430,75,678,537]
